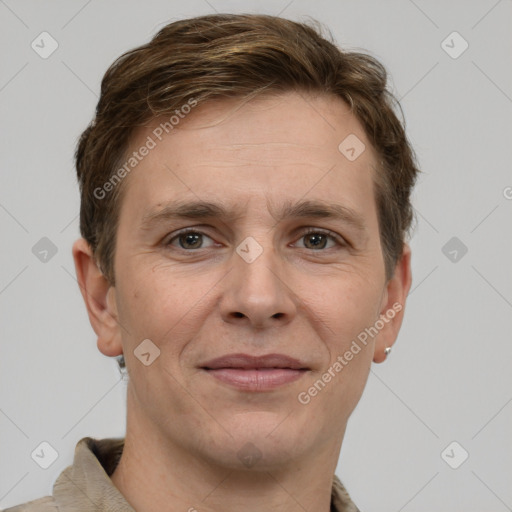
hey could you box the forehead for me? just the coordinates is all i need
[118,91,378,225]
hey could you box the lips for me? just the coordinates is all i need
[200,353,309,391]
[201,353,309,371]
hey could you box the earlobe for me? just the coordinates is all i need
[373,243,412,363]
[72,238,123,358]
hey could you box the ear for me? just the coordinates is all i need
[373,243,412,363]
[72,238,123,358]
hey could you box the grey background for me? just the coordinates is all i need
[1,0,511,510]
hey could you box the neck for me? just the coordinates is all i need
[111,388,344,512]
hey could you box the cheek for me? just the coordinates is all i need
[325,279,382,341]
[115,265,176,340]
[116,263,215,356]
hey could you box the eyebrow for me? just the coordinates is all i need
[140,198,367,234]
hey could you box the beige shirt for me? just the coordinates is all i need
[3,437,361,512]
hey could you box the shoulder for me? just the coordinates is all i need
[1,495,58,512]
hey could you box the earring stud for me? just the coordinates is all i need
[384,347,392,357]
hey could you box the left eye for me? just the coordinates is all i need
[293,229,340,250]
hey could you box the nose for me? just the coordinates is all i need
[219,241,297,329]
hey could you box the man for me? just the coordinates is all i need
[6,13,418,512]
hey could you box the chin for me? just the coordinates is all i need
[204,411,310,470]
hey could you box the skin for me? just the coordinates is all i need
[73,91,411,512]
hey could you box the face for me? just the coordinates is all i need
[78,91,410,471]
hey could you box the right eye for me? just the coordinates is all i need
[164,229,217,250]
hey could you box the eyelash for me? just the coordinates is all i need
[164,227,346,251]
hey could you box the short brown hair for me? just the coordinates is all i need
[75,13,419,284]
